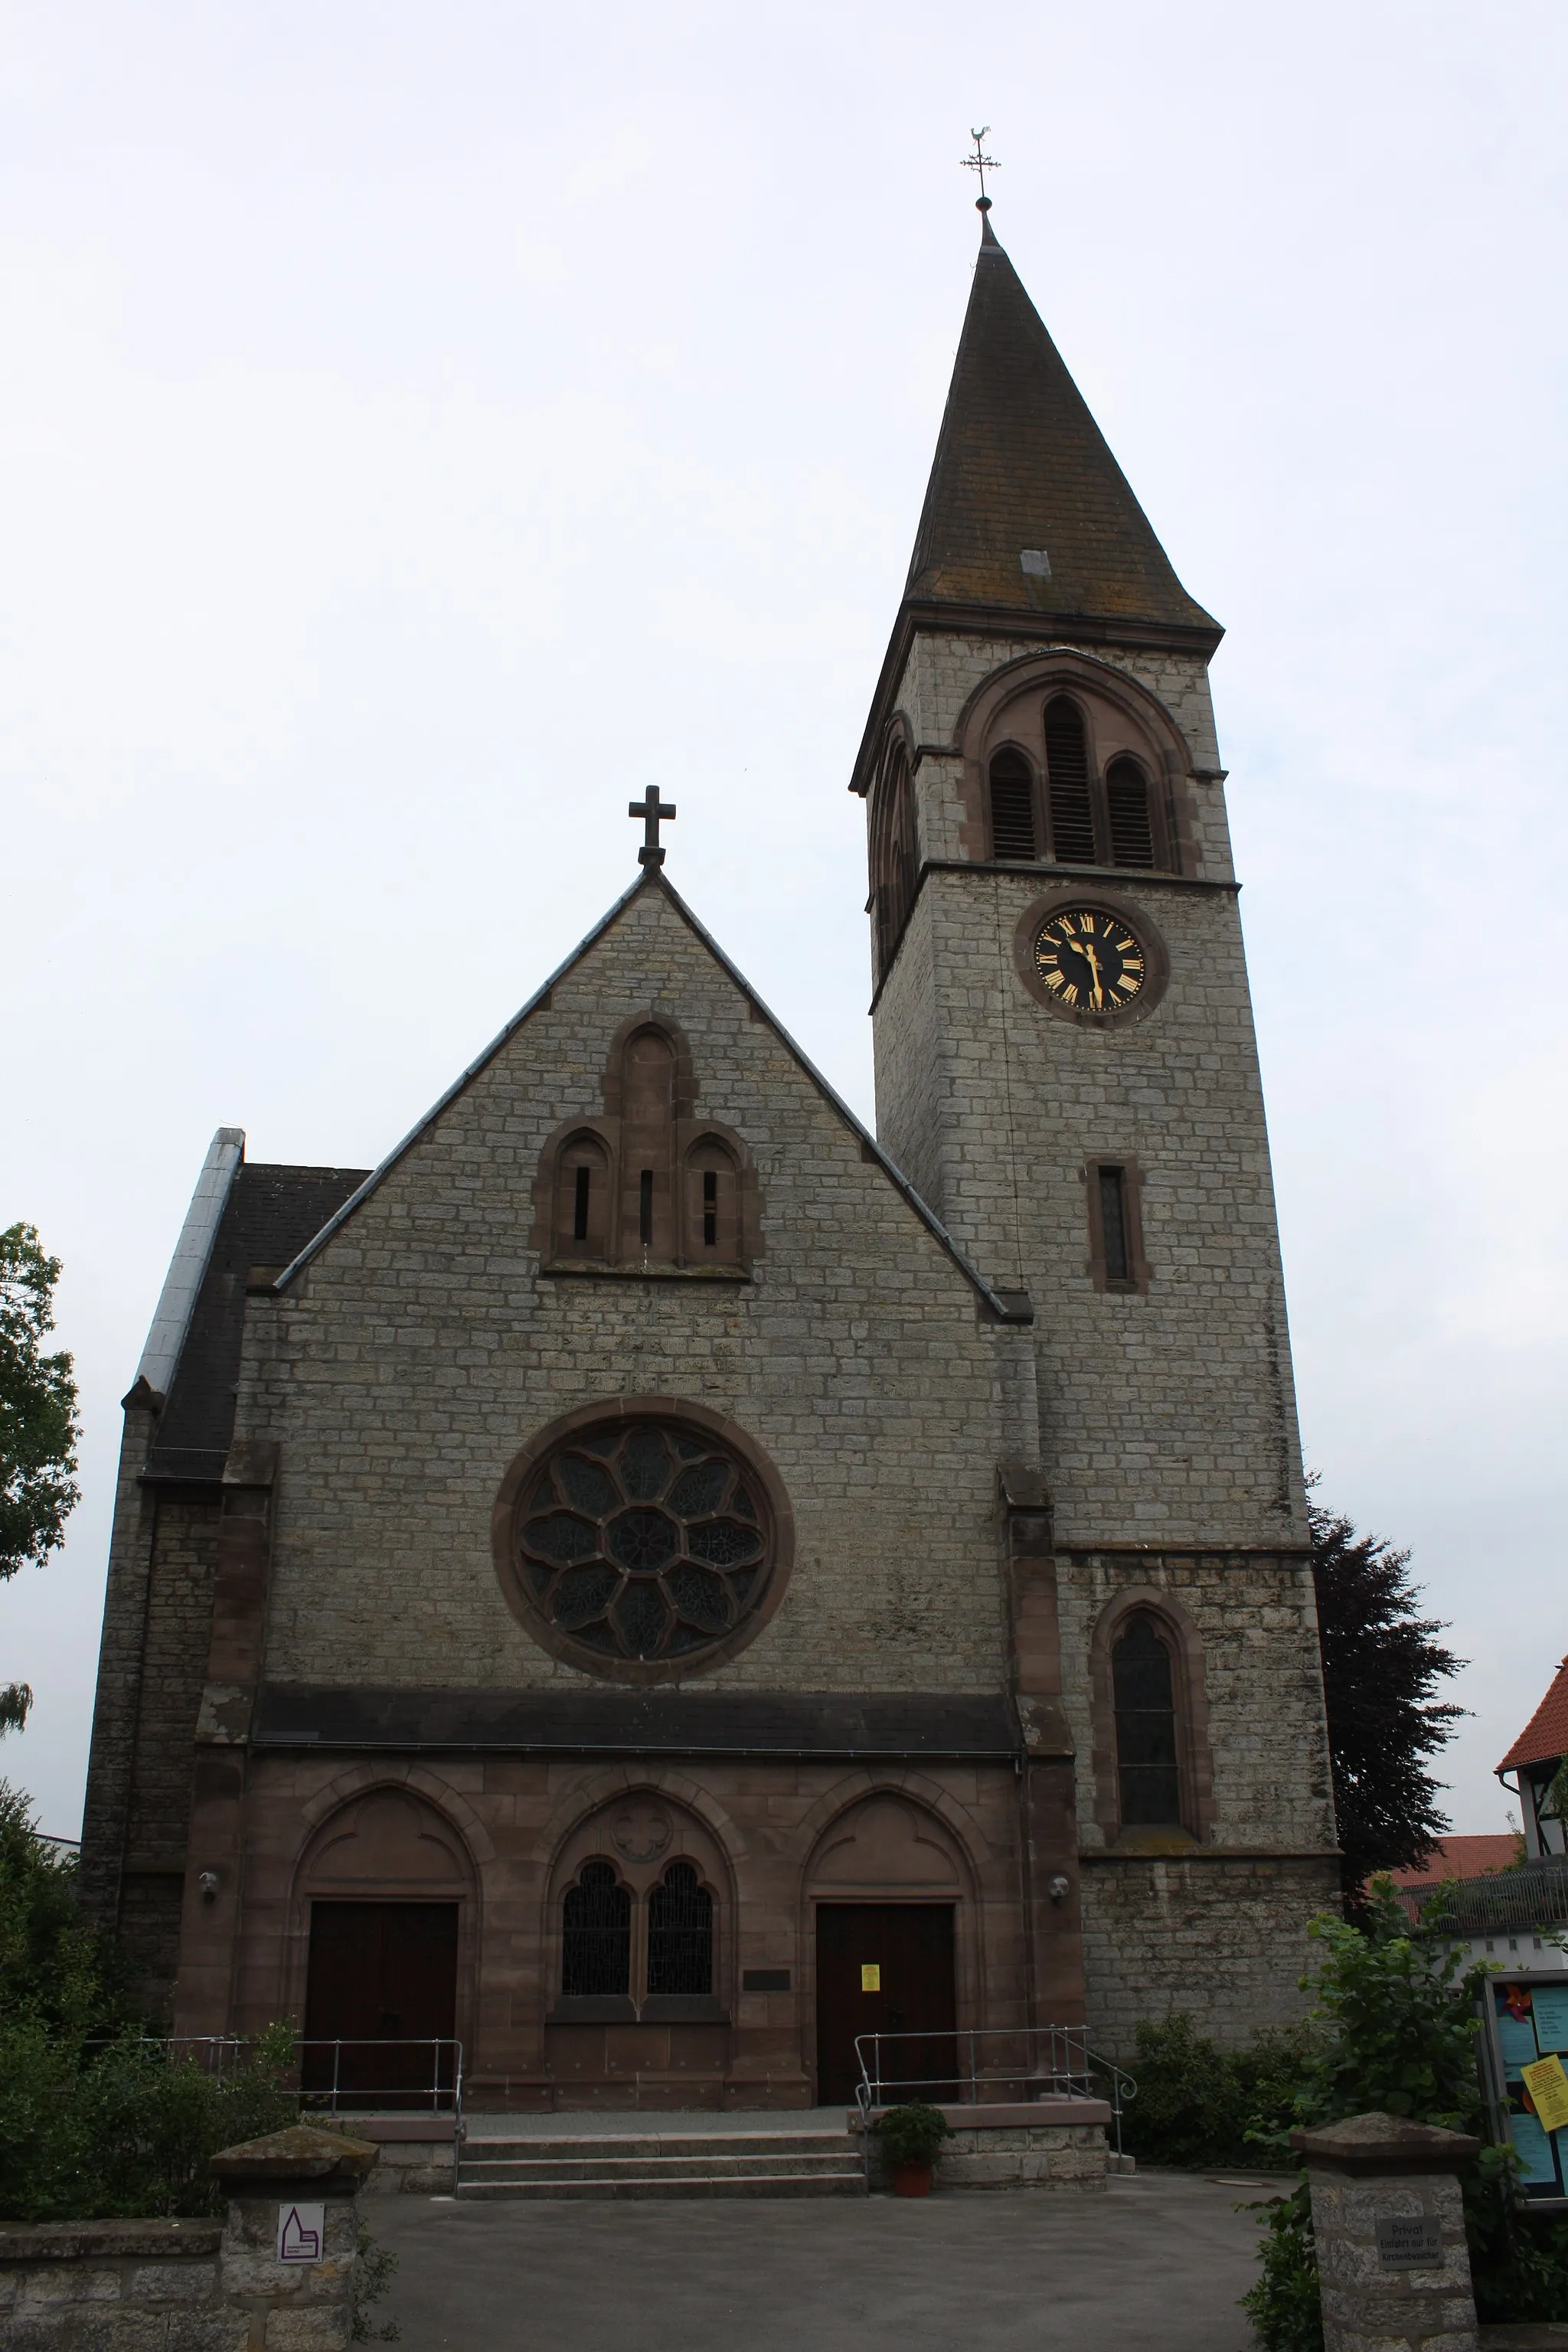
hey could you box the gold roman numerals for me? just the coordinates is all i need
[1033,906,1148,1013]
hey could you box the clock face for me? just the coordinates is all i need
[1033,906,1146,1014]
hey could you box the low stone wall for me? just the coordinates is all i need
[854,2099,1113,2192]
[0,2219,230,2350]
[0,2124,376,2350]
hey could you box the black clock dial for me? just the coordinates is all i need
[1033,906,1146,1013]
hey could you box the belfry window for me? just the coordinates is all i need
[871,742,918,979]
[562,1860,631,1996]
[1044,697,1097,864]
[1112,1615,1182,1826]
[1106,758,1156,869]
[988,750,1037,860]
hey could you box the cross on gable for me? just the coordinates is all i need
[629,786,677,868]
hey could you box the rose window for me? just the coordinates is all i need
[515,1419,773,1666]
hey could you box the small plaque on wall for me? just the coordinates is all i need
[743,1968,790,1992]
[1375,2216,1444,2269]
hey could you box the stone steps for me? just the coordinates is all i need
[456,2129,865,2200]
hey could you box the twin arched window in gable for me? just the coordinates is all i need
[535,1018,759,1273]
[987,694,1171,874]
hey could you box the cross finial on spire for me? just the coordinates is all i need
[629,786,677,868]
[962,126,998,214]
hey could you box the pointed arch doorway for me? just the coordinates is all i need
[808,1795,965,2105]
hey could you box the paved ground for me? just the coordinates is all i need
[368,2171,1281,2350]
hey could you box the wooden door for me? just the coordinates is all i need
[815,1904,957,2106]
[303,1901,459,2107]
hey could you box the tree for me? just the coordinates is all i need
[1310,1498,1464,1907]
[0,1225,80,1734]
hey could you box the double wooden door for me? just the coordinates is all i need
[302,1901,459,2107]
[815,1903,957,2105]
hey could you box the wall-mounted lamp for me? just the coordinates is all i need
[198,1870,220,1904]
[1046,1873,1071,1906]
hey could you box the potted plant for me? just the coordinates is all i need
[875,2100,953,2197]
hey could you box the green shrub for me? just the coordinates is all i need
[1241,1881,1568,2350]
[875,2102,953,2166]
[0,2020,301,2221]
[1119,2013,1305,2171]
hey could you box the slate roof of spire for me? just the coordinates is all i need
[904,212,1218,635]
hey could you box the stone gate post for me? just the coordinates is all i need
[1290,2112,1481,2352]
[210,2122,379,2350]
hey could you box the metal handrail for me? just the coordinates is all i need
[851,2024,1138,2172]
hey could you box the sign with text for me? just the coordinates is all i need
[1522,2053,1568,2135]
[277,2203,325,2264]
[1375,2215,1444,2269]
[861,1964,880,1992]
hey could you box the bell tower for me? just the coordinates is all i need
[855,207,1338,1989]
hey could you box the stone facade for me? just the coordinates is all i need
[79,216,1340,2101]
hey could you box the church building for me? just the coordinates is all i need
[79,206,1339,2111]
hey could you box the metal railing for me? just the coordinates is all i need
[1395,1861,1568,1939]
[149,2034,463,2118]
[851,2024,1137,2174]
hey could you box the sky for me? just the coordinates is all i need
[2,1,1565,1843]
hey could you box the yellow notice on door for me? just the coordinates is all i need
[1523,2052,1568,2135]
[861,1964,880,1993]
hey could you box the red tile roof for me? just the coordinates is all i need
[1383,1835,1522,1890]
[1498,1656,1568,1773]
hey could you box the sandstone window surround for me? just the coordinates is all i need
[492,1399,795,1684]
[953,649,1198,880]
[1082,1155,1150,1295]
[549,1798,727,2024]
[1086,1589,1214,1849]
[531,1013,761,1277]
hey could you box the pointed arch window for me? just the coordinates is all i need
[647,1860,714,1998]
[684,1135,740,1263]
[561,1860,631,1996]
[1106,757,1156,870]
[1043,697,1097,864]
[988,749,1037,861]
[871,740,918,978]
[1112,1614,1181,1826]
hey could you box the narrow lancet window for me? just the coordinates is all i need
[573,1165,591,1242]
[1106,757,1156,869]
[1112,1616,1181,1826]
[639,1168,654,1247]
[1044,696,1097,864]
[703,1170,717,1247]
[1099,1168,1131,1283]
[988,750,1037,860]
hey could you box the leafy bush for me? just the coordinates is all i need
[0,1779,301,2222]
[0,2020,301,2221]
[876,2102,953,2166]
[1119,2013,1305,2171]
[1242,1882,1568,2351]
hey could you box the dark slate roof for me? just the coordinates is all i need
[254,1684,1021,1759]
[144,1163,368,1482]
[904,215,1218,635]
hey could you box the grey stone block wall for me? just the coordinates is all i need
[1080,1854,1340,2056]
[240,884,1022,1698]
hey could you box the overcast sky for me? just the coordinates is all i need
[3,2,1564,1843]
